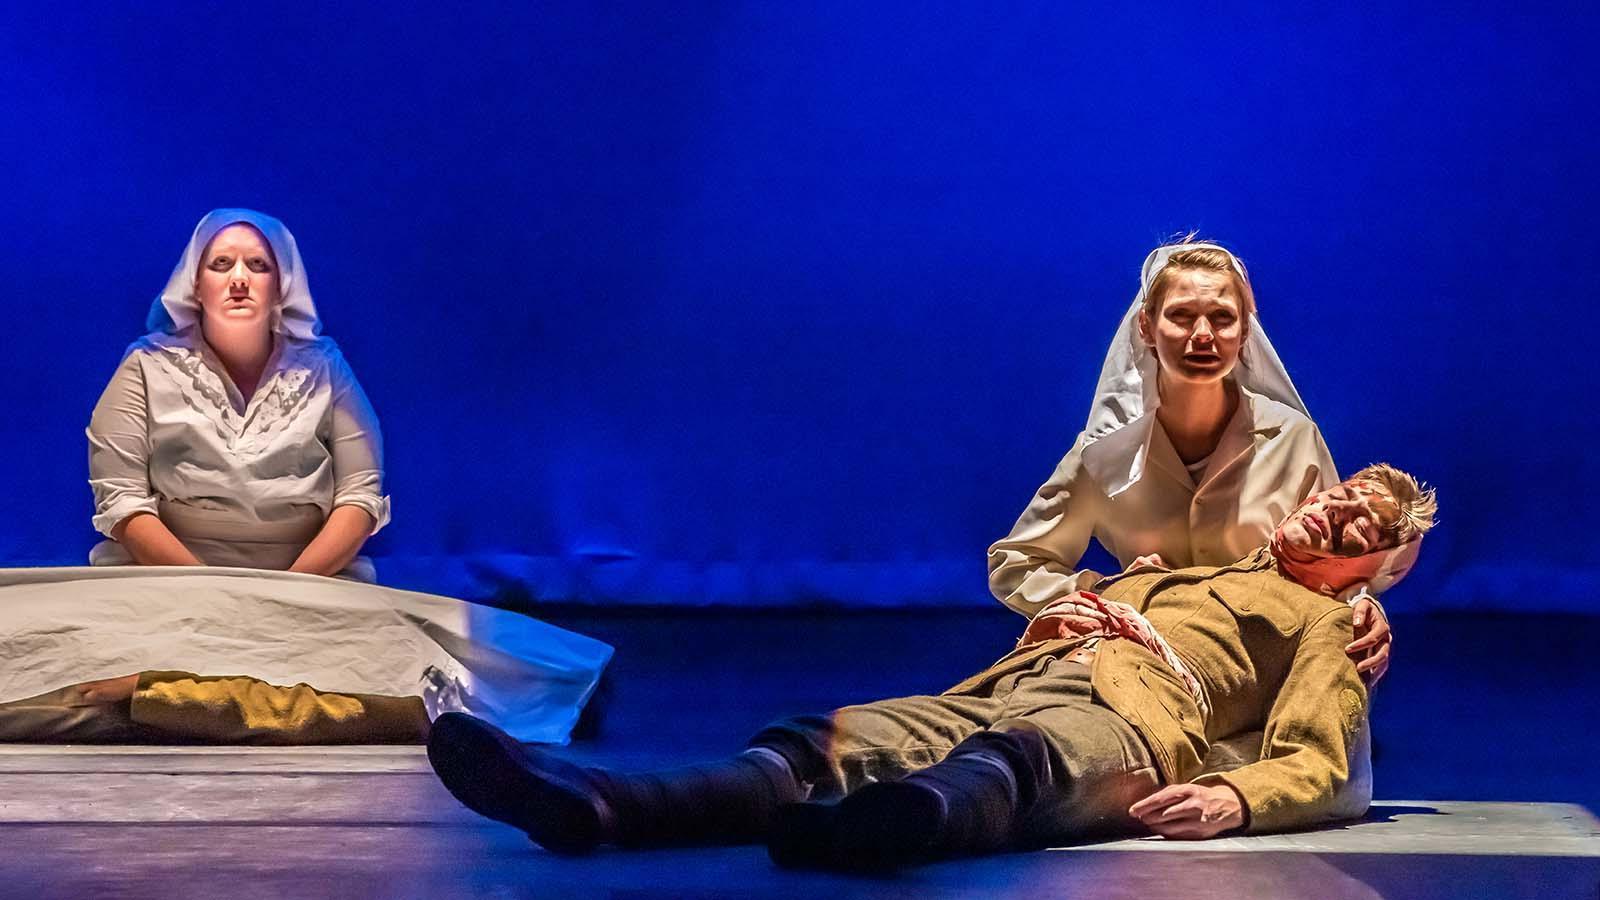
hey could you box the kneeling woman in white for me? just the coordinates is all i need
[989,242,1391,681]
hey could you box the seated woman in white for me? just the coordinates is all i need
[8,209,611,744]
[88,208,388,581]
[989,241,1393,682]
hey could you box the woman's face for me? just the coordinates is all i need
[195,223,279,333]
[1138,269,1245,385]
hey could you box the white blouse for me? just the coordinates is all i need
[988,388,1338,618]
[86,330,390,573]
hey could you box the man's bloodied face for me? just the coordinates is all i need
[1276,480,1401,559]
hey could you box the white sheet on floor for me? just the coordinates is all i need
[0,566,612,744]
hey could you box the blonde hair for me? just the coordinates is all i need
[1349,463,1438,542]
[1142,236,1257,330]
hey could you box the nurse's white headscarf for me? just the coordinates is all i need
[146,208,321,340]
[1081,242,1310,497]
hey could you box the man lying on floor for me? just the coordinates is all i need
[427,464,1436,869]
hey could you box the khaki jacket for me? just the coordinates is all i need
[988,388,1337,618]
[953,550,1371,834]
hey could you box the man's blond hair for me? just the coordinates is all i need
[1350,463,1438,542]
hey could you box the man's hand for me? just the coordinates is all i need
[1019,591,1105,646]
[1129,782,1247,839]
[1124,553,1168,574]
[1345,596,1392,686]
[77,674,139,704]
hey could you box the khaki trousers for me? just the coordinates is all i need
[752,656,1161,842]
[0,671,430,745]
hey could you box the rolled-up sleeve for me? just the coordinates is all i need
[87,354,160,537]
[326,348,391,533]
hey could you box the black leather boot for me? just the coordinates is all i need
[428,713,805,853]
[770,727,1047,870]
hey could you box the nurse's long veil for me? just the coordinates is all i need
[1079,242,1316,497]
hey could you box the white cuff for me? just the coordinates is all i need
[332,493,391,534]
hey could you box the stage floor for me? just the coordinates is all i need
[0,744,1594,899]
[2,609,1596,898]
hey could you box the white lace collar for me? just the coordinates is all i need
[140,330,322,451]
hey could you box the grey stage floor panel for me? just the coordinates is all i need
[0,746,1593,899]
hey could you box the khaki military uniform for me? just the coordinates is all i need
[761,549,1370,838]
[0,671,429,745]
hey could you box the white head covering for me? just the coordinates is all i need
[1080,242,1310,497]
[147,208,321,340]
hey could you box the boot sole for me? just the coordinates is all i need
[427,712,606,855]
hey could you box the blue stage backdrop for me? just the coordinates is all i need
[1,4,1593,611]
